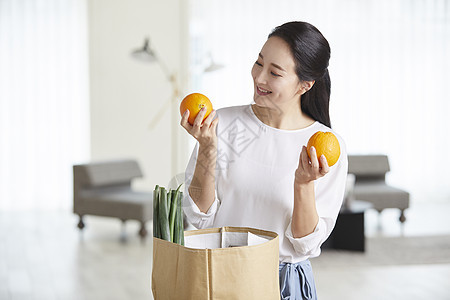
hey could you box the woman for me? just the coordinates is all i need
[180,21,348,299]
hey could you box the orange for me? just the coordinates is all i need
[179,93,213,125]
[307,131,341,167]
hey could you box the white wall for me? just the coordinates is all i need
[88,0,191,191]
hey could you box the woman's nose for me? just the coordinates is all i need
[253,69,267,85]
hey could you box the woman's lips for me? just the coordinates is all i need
[256,86,272,96]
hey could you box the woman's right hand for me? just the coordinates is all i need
[180,107,219,146]
[181,108,219,213]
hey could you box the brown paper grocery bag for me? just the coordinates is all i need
[152,226,280,300]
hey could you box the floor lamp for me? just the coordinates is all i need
[131,37,223,177]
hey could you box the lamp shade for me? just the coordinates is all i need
[203,52,224,72]
[204,62,224,73]
[131,38,157,62]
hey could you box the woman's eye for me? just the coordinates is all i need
[254,61,280,77]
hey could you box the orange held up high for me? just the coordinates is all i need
[180,93,213,125]
[306,131,341,167]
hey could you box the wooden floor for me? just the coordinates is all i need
[1,201,450,300]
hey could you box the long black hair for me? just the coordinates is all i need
[269,21,332,128]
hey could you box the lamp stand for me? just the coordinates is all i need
[169,73,180,177]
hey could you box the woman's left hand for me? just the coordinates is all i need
[294,146,330,186]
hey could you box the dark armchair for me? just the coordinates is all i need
[348,154,409,224]
[73,159,153,239]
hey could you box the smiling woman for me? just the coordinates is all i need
[182,21,348,300]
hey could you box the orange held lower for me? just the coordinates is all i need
[307,131,341,167]
[180,93,213,125]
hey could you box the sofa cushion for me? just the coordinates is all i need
[353,182,410,211]
[78,189,152,221]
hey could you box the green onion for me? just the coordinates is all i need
[153,184,184,245]
[158,187,170,241]
[168,189,177,242]
[153,185,160,238]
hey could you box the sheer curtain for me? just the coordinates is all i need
[0,0,89,210]
[189,0,450,202]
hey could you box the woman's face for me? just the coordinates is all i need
[251,36,303,110]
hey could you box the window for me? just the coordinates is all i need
[0,0,89,210]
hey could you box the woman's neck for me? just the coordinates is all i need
[251,103,315,130]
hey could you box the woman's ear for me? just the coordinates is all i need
[299,80,315,95]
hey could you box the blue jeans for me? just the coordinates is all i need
[279,260,317,300]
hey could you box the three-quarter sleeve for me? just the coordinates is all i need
[183,143,220,229]
[285,142,348,257]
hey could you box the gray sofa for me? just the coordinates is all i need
[348,155,409,224]
[73,159,153,239]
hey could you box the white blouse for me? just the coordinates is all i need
[183,104,348,263]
